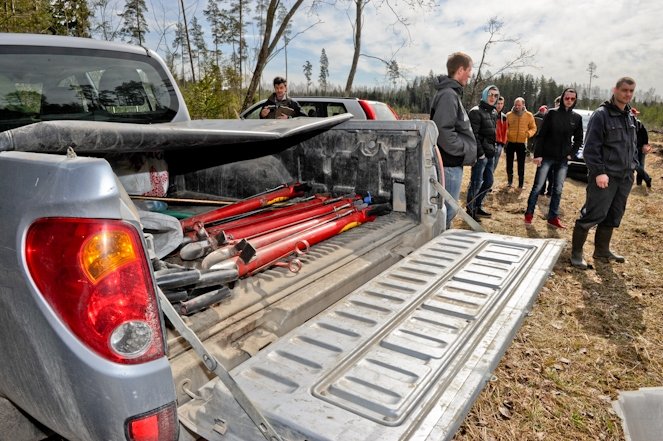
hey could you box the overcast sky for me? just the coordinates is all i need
[251,0,662,99]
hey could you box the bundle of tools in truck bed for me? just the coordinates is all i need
[148,182,390,315]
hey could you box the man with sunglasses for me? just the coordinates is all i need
[571,77,639,269]
[465,85,499,221]
[524,88,583,229]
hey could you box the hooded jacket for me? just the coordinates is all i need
[468,86,498,158]
[506,106,537,143]
[429,75,477,167]
[583,98,638,178]
[533,87,584,160]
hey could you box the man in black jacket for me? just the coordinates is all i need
[260,76,304,119]
[465,85,498,221]
[524,88,583,229]
[570,77,639,269]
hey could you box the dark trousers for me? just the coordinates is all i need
[505,142,527,187]
[575,173,634,230]
[635,149,651,185]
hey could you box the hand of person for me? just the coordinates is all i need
[643,144,652,154]
[479,154,486,160]
[532,157,542,166]
[595,174,609,189]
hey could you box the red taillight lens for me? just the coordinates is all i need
[25,218,164,364]
[126,402,178,441]
[358,99,378,120]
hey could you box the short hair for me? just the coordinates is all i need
[615,77,635,88]
[446,52,472,77]
[497,96,505,102]
[514,97,525,105]
[273,76,287,86]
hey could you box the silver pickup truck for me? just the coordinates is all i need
[0,33,563,441]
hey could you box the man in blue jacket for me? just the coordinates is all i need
[571,77,639,269]
[429,52,477,228]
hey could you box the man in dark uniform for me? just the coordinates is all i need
[260,76,304,119]
[570,77,639,269]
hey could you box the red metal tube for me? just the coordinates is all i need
[183,194,331,241]
[180,182,309,232]
[200,208,356,269]
[210,207,377,277]
[217,197,359,243]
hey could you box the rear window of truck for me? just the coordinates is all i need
[0,45,178,132]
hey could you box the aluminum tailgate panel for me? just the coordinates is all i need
[179,230,564,441]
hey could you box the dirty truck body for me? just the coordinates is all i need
[0,34,563,440]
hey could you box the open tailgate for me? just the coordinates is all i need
[179,229,564,440]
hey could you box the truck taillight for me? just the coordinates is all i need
[26,218,165,364]
[126,402,178,441]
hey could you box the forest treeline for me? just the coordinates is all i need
[2,0,663,129]
[288,71,663,130]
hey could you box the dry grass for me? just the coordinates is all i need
[452,133,663,441]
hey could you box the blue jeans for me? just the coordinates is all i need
[444,166,464,228]
[466,156,488,213]
[526,159,569,220]
[493,144,504,170]
[476,156,495,210]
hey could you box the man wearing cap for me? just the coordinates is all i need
[571,77,639,269]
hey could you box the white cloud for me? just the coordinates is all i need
[261,0,662,98]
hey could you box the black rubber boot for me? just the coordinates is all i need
[570,225,589,269]
[593,225,625,262]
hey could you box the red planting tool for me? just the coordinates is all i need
[180,182,310,233]
[208,204,391,277]
[200,207,357,268]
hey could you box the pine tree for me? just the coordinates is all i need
[119,0,148,45]
[0,0,51,33]
[49,0,91,37]
[319,49,329,93]
[303,60,313,94]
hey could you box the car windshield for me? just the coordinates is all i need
[0,45,178,132]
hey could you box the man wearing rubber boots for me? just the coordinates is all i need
[570,77,639,269]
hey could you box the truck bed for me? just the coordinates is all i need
[166,212,426,404]
[178,230,564,440]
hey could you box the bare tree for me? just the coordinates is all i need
[343,0,433,95]
[468,16,537,104]
[241,0,304,110]
[361,53,406,87]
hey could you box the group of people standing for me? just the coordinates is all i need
[430,51,648,269]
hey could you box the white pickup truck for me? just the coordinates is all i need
[0,33,563,441]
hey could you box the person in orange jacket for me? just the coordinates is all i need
[505,97,537,188]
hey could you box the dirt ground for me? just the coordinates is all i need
[451,133,663,441]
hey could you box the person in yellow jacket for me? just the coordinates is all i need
[505,97,537,188]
